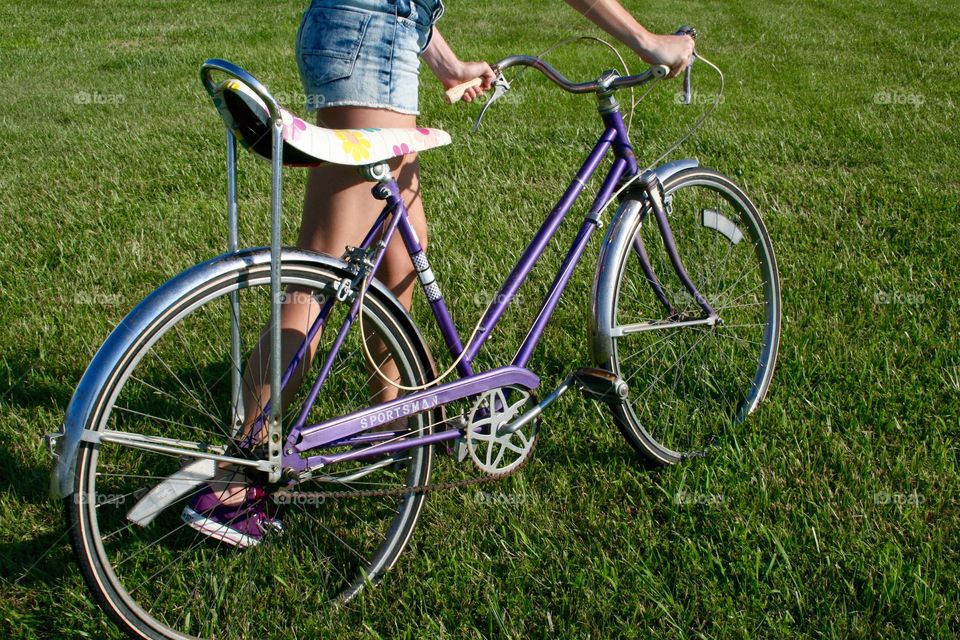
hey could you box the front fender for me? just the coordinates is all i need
[47,248,381,498]
[588,159,699,365]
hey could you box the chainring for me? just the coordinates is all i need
[466,386,538,475]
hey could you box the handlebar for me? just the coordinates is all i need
[445,25,698,104]
[492,55,670,93]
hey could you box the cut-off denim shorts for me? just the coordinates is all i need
[295,0,444,116]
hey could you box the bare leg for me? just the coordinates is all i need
[295,107,427,403]
[217,107,425,501]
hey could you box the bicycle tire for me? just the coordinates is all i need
[599,168,781,465]
[67,248,437,639]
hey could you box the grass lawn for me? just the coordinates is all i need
[1,0,958,637]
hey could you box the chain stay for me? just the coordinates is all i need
[273,433,537,502]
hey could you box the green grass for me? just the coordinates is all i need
[1,0,958,637]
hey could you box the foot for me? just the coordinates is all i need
[181,485,282,548]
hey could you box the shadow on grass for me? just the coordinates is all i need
[0,497,76,589]
[0,351,80,591]
[0,347,77,413]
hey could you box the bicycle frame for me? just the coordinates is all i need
[264,100,703,475]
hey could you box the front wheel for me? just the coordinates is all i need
[67,249,437,639]
[599,168,781,465]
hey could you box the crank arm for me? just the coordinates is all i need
[498,374,574,436]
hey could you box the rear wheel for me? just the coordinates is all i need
[602,168,781,465]
[68,251,436,639]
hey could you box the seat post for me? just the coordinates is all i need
[359,162,392,186]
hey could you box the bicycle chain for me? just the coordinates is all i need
[272,434,537,502]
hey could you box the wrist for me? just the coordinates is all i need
[628,27,654,58]
[437,56,462,78]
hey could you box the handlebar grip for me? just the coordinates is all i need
[651,65,670,79]
[444,78,482,104]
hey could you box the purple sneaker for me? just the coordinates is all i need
[181,485,281,548]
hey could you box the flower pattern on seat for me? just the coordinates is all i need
[335,130,372,162]
[212,78,451,167]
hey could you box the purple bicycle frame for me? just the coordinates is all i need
[273,107,640,473]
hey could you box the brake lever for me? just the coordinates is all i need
[473,71,510,132]
[675,25,698,106]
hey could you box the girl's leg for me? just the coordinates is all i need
[239,106,425,447]
[210,106,425,503]
[297,106,426,308]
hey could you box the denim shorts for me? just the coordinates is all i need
[295,0,444,116]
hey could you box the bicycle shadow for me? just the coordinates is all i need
[0,444,77,589]
[0,353,181,589]
[0,521,77,589]
[0,350,268,592]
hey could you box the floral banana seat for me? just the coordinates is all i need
[212,78,451,167]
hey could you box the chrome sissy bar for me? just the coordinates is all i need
[201,59,285,483]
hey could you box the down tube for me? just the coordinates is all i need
[461,128,617,364]
[513,157,628,366]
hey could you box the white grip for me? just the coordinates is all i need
[444,78,482,103]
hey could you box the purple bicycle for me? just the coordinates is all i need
[49,30,780,640]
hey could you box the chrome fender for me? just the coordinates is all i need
[47,248,403,498]
[589,159,699,365]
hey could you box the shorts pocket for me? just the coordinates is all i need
[297,7,371,85]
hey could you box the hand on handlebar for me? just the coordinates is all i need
[638,31,695,78]
[439,61,497,103]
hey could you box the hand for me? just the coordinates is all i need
[637,33,695,78]
[435,60,496,103]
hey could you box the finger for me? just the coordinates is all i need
[444,77,482,103]
[481,67,496,89]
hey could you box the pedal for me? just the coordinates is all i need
[573,368,629,402]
